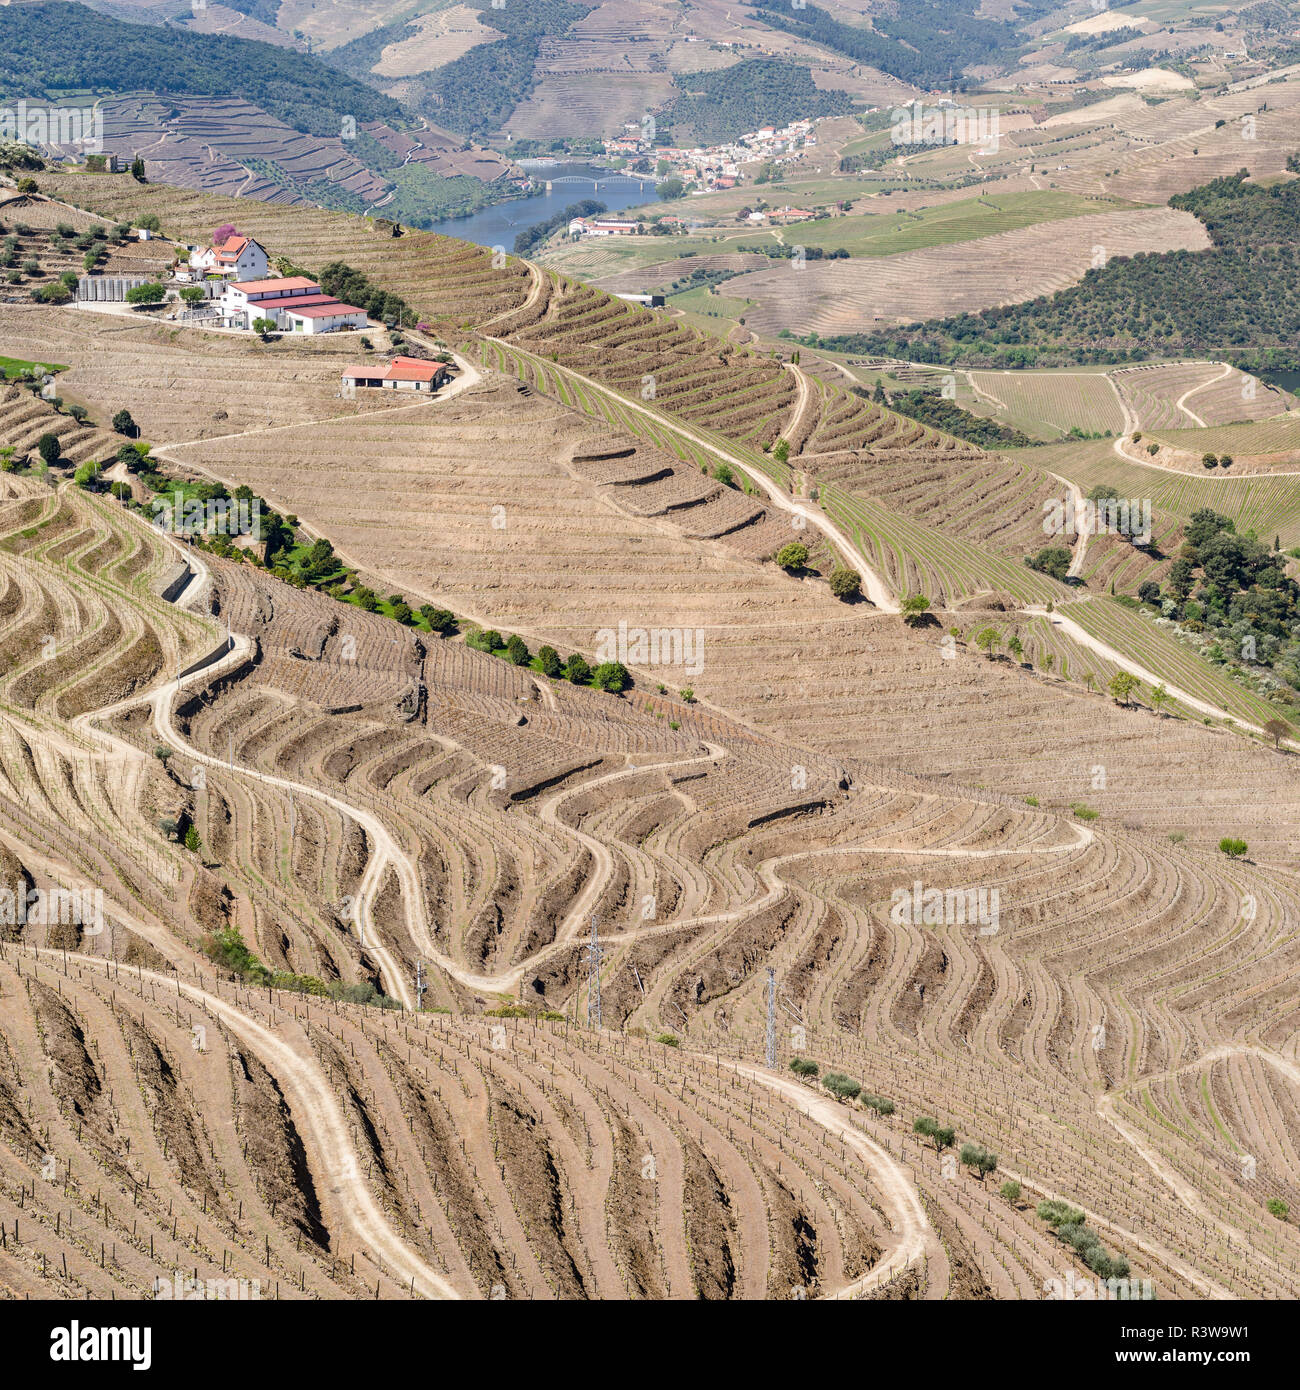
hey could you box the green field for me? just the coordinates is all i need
[1010,440,1300,549]
[544,190,1140,280]
[1150,414,1300,458]
[0,356,68,379]
[1061,596,1290,730]
[667,285,757,328]
[759,191,1139,257]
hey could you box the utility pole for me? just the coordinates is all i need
[414,960,427,1013]
[584,915,602,1029]
[765,967,777,1070]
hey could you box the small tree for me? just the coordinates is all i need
[130,156,146,181]
[772,438,790,464]
[504,634,531,666]
[537,644,563,678]
[418,605,457,636]
[1000,1179,1022,1204]
[562,654,591,684]
[1219,454,1233,469]
[1218,837,1247,860]
[125,281,166,305]
[252,316,276,339]
[775,541,809,571]
[901,593,931,626]
[179,286,205,307]
[679,687,696,703]
[713,462,734,487]
[1264,718,1290,750]
[37,433,61,467]
[1149,682,1171,716]
[1202,452,1218,469]
[959,1142,998,1182]
[590,660,632,692]
[111,408,137,436]
[1108,671,1140,706]
[1266,1198,1289,1220]
[829,566,861,600]
[1007,634,1024,662]
[789,1057,818,1078]
[183,825,201,854]
[974,626,1001,660]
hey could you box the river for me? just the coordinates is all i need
[424,162,659,249]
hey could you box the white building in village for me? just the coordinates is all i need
[189,235,269,283]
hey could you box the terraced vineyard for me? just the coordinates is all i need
[4,172,1300,1317]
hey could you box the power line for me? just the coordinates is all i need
[585,915,602,1029]
[765,967,777,1069]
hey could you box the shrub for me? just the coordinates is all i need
[465,628,502,653]
[861,1093,895,1117]
[821,1072,861,1101]
[1000,1179,1022,1204]
[829,566,861,600]
[419,605,457,635]
[590,660,632,692]
[504,633,531,666]
[111,408,136,436]
[37,434,61,466]
[775,541,809,571]
[125,281,166,305]
[1218,837,1248,859]
[1025,546,1070,581]
[789,1057,818,1077]
[1036,1199,1085,1229]
[655,1033,680,1047]
[1266,1198,1289,1220]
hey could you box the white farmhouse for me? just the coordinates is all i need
[190,235,270,283]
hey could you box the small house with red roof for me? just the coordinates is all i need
[340,356,449,393]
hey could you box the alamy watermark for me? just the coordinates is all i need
[890,880,999,935]
[595,621,705,677]
[0,884,103,934]
[152,1270,261,1301]
[0,101,103,154]
[891,102,1000,153]
[152,491,261,537]
[1043,494,1151,546]
[1044,1271,1156,1300]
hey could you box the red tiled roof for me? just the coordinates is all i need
[228,276,318,295]
[285,302,366,319]
[384,362,439,382]
[236,293,338,312]
[341,356,444,382]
